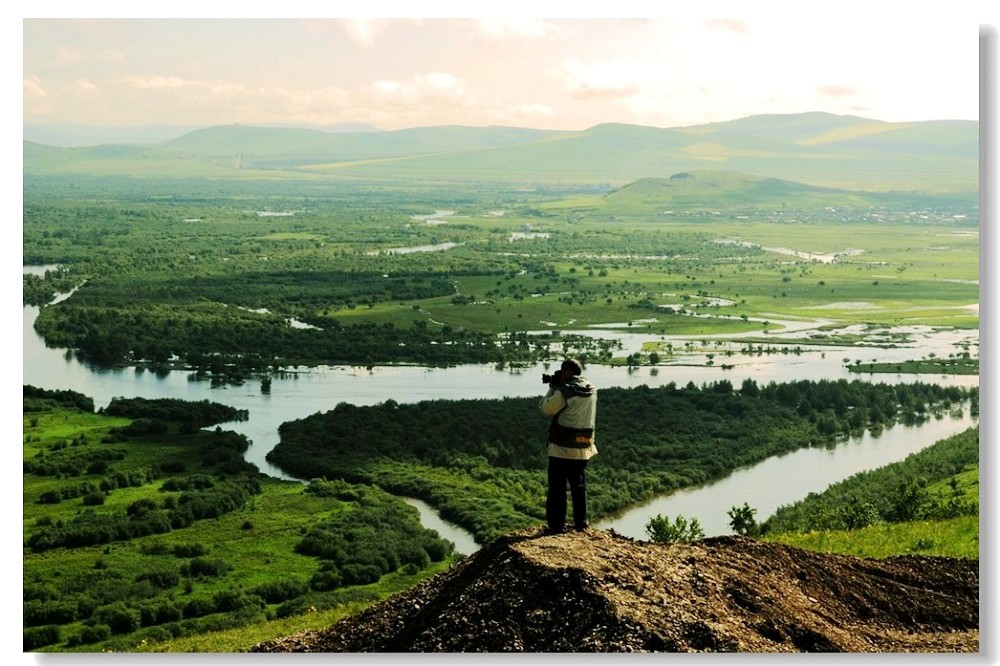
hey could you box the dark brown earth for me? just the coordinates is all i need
[251,528,979,653]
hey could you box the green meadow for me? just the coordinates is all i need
[24,169,978,374]
[23,392,457,653]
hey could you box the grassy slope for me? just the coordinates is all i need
[765,515,978,559]
[763,428,980,559]
[23,404,458,653]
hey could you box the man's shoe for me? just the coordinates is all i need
[574,523,589,532]
[541,525,565,535]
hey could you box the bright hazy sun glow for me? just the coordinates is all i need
[22,8,990,131]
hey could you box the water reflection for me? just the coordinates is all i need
[403,498,479,556]
[596,409,978,539]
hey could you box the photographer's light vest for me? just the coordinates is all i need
[541,377,597,459]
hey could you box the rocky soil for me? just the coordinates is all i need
[252,528,979,653]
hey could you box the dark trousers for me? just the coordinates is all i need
[547,456,588,530]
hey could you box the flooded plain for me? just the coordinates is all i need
[22,265,980,551]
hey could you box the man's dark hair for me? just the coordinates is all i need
[561,358,583,376]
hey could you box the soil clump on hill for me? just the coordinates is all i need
[252,528,978,653]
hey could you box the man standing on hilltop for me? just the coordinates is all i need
[540,358,597,534]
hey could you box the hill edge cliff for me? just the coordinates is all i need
[251,528,978,653]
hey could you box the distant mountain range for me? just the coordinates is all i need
[22,121,383,147]
[22,112,978,193]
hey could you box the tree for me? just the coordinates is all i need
[645,514,704,543]
[727,503,760,536]
[886,479,928,522]
[739,378,759,398]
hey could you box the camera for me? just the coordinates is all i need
[542,373,556,384]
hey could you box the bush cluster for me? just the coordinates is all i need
[27,475,263,552]
[295,481,453,590]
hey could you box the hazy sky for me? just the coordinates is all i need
[20,6,995,131]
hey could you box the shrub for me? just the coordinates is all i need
[23,582,60,602]
[275,594,344,619]
[423,539,452,562]
[160,461,186,474]
[184,557,229,578]
[727,503,761,537]
[138,599,182,626]
[171,543,207,558]
[82,491,106,506]
[76,624,111,645]
[838,501,881,529]
[212,589,265,613]
[309,570,343,591]
[886,480,927,522]
[134,625,174,644]
[340,563,382,586]
[23,599,78,626]
[400,544,431,570]
[136,568,180,589]
[91,602,141,634]
[37,490,62,505]
[182,597,217,619]
[645,514,705,543]
[126,498,160,516]
[250,579,308,604]
[24,625,61,651]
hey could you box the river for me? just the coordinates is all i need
[22,266,980,554]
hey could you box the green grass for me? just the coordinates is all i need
[313,218,978,343]
[848,358,979,375]
[23,403,458,654]
[764,515,979,559]
[761,428,980,559]
[110,558,457,653]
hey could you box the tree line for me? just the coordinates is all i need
[267,378,975,543]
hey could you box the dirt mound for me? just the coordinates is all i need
[252,528,979,653]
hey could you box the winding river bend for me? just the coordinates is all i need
[23,267,979,554]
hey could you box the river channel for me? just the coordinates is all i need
[22,266,980,554]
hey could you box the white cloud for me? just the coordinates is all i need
[474,18,550,38]
[374,80,402,95]
[510,103,556,118]
[336,19,384,47]
[21,15,986,129]
[562,58,642,100]
[23,76,47,100]
[53,45,126,67]
[72,78,99,94]
[370,72,466,103]
[128,75,194,90]
[425,72,461,91]
[703,18,751,33]
[335,18,424,46]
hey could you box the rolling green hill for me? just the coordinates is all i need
[543,170,974,214]
[22,112,978,192]
[23,141,245,178]
[602,171,870,211]
[162,124,562,164]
